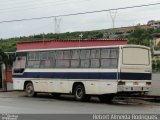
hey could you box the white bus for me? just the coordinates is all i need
[13,45,152,102]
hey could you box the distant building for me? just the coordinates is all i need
[148,20,160,29]
[103,25,152,39]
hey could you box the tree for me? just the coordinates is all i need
[128,27,153,46]
[0,48,7,64]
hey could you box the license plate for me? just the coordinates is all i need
[133,82,138,85]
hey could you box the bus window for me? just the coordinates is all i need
[100,48,118,68]
[110,49,118,58]
[122,47,150,65]
[72,50,80,59]
[28,52,40,60]
[41,52,49,60]
[71,60,80,68]
[28,61,40,68]
[80,50,90,59]
[91,59,100,68]
[55,51,63,59]
[101,49,110,58]
[63,51,71,59]
[27,52,41,68]
[81,59,90,68]
[13,56,26,73]
[56,60,70,68]
[49,51,55,68]
[40,60,51,68]
[91,49,100,58]
[90,49,100,68]
[80,50,90,68]
[101,59,110,68]
[40,52,51,68]
[71,50,80,68]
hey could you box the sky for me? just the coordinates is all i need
[0,0,160,39]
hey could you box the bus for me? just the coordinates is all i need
[12,45,152,102]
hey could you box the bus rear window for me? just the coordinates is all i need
[122,47,150,65]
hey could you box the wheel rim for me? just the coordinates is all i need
[26,85,33,95]
[76,88,83,98]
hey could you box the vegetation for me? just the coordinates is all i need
[127,27,153,46]
[0,26,160,71]
[0,48,8,67]
[0,30,104,52]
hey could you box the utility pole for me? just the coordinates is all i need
[109,10,118,28]
[54,17,61,34]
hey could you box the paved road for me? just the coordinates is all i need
[0,92,159,114]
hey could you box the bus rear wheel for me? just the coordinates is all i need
[74,84,90,102]
[98,94,114,103]
[25,83,36,97]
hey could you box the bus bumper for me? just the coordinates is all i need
[117,85,151,92]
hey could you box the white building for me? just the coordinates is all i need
[148,20,160,29]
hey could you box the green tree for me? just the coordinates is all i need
[0,48,15,66]
[128,27,153,46]
[0,48,7,64]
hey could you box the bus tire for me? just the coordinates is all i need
[74,84,90,102]
[25,82,37,97]
[98,94,114,103]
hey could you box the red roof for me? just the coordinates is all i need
[16,39,127,51]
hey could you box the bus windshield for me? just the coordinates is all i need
[13,53,27,73]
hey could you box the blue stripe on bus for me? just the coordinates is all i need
[119,73,152,80]
[13,72,117,79]
[13,72,151,80]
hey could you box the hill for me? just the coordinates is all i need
[0,26,160,52]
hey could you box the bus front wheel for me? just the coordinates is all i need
[25,82,36,97]
[74,84,90,102]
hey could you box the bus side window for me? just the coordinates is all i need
[100,48,118,68]
[27,52,40,68]
[13,56,26,73]
[90,49,100,68]
[71,50,80,68]
[80,50,90,68]
[49,51,56,68]
[40,52,52,68]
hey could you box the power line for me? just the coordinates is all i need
[0,2,160,24]
[0,0,92,14]
[0,0,72,11]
